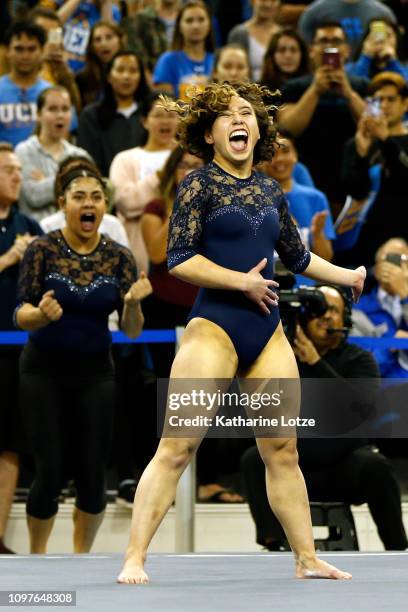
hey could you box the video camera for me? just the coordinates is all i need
[276,266,351,343]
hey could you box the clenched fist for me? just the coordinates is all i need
[39,290,63,323]
[124,272,153,306]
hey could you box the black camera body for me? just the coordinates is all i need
[279,286,328,343]
[276,270,353,343]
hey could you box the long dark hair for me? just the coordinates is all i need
[260,28,309,91]
[96,50,150,129]
[76,21,124,107]
[157,146,185,212]
[171,0,215,53]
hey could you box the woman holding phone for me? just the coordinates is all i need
[347,19,408,81]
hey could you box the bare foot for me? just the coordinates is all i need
[117,562,149,585]
[296,557,352,580]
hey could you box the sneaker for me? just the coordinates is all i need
[116,480,137,509]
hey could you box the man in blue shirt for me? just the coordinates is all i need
[0,20,51,148]
[0,142,42,554]
[353,237,408,379]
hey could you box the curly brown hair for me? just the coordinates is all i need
[160,82,279,165]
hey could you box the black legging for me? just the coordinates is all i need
[241,444,408,550]
[19,342,115,520]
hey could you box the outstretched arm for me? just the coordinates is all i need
[303,252,366,302]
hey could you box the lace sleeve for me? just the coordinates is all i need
[118,247,138,303]
[167,170,208,270]
[17,239,45,306]
[275,192,311,273]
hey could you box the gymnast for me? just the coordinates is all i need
[118,81,365,583]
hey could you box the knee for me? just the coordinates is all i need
[261,439,299,471]
[157,440,197,473]
[360,451,394,483]
[33,465,64,496]
[76,485,106,515]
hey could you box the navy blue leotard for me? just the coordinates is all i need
[167,162,311,367]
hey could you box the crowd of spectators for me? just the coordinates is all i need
[0,0,408,554]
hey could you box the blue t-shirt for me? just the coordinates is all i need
[153,50,214,99]
[293,162,315,188]
[286,181,335,248]
[354,289,408,379]
[0,76,51,147]
[56,0,121,72]
[285,181,335,287]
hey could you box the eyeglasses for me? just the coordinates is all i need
[0,165,22,175]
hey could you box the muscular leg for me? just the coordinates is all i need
[118,319,238,584]
[27,515,56,554]
[73,508,105,553]
[244,323,351,580]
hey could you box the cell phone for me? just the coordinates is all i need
[365,97,382,118]
[48,27,63,46]
[370,21,387,43]
[322,48,340,69]
[384,253,408,267]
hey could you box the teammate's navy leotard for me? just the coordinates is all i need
[167,162,311,366]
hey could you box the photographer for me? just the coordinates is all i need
[241,285,407,551]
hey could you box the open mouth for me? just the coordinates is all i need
[229,129,249,152]
[80,212,96,232]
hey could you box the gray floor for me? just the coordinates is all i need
[0,552,407,611]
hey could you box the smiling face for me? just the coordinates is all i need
[205,95,260,170]
[262,136,297,184]
[38,89,72,141]
[60,176,106,241]
[92,25,121,65]
[214,47,250,83]
[143,101,179,149]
